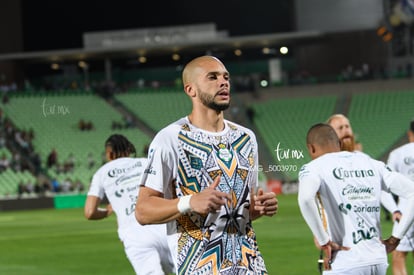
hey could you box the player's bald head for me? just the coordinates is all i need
[182,55,224,85]
[326,113,349,125]
[306,123,341,149]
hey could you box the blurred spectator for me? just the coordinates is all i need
[42,180,51,193]
[11,152,22,172]
[26,181,34,194]
[14,130,30,153]
[30,152,42,175]
[78,119,94,131]
[47,148,58,168]
[0,153,10,172]
[51,178,60,193]
[73,179,85,193]
[63,153,75,173]
[61,178,73,193]
[17,181,25,198]
[34,181,43,196]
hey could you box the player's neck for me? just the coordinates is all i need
[188,109,225,132]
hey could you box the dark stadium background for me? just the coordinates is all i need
[21,0,293,51]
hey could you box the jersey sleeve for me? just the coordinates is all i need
[387,149,399,172]
[87,169,105,199]
[298,164,330,246]
[250,132,259,190]
[140,131,176,197]
[380,190,399,213]
[377,160,414,239]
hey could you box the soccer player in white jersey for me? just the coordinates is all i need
[298,123,414,275]
[328,113,401,221]
[135,55,278,274]
[387,119,414,275]
[84,134,174,275]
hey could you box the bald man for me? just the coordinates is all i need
[135,56,278,274]
[298,123,414,275]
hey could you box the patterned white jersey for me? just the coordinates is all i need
[141,116,267,275]
[88,157,146,241]
[298,151,414,270]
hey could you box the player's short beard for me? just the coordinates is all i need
[341,135,355,152]
[199,90,230,111]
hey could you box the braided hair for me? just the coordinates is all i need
[105,134,136,159]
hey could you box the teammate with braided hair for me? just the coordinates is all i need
[84,134,174,274]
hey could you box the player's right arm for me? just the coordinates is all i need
[298,175,330,246]
[84,169,113,220]
[135,176,229,225]
[84,195,113,220]
[135,130,229,225]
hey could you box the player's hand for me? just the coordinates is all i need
[106,204,114,217]
[382,236,400,253]
[253,187,278,217]
[392,210,402,223]
[190,176,230,215]
[320,240,350,270]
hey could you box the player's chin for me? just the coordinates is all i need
[212,102,230,111]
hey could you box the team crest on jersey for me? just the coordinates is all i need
[217,143,232,162]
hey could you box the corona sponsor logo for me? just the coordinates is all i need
[333,167,374,180]
[108,161,142,178]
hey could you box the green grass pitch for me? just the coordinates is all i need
[0,194,410,274]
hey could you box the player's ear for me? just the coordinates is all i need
[184,83,196,98]
[307,144,319,160]
[109,152,115,160]
[105,147,114,161]
[306,143,315,154]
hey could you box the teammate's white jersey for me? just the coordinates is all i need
[87,157,147,241]
[88,157,174,274]
[141,116,267,275]
[388,142,414,251]
[388,142,414,180]
[298,151,414,271]
[388,142,414,211]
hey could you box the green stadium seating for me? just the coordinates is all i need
[1,93,151,193]
[348,90,414,159]
[252,95,337,181]
[115,88,191,131]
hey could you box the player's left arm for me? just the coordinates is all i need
[249,137,277,220]
[84,195,113,220]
